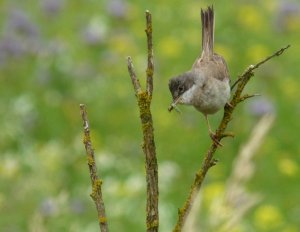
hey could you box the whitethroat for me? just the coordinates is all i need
[168,6,230,144]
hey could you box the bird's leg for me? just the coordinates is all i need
[205,114,212,134]
[205,114,223,146]
[225,102,233,108]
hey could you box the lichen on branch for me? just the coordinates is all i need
[127,10,159,232]
[80,104,109,232]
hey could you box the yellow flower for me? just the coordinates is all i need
[238,5,264,31]
[158,37,183,58]
[215,44,232,63]
[247,45,270,63]
[278,157,298,177]
[280,78,300,101]
[203,182,224,204]
[254,204,283,230]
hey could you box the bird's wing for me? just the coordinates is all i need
[212,54,230,81]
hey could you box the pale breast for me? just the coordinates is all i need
[193,77,230,114]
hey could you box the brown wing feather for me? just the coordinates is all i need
[212,54,230,81]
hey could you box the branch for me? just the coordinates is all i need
[127,56,142,94]
[127,11,159,232]
[173,45,290,232]
[80,104,109,232]
[145,10,154,97]
[248,44,290,71]
[231,44,290,90]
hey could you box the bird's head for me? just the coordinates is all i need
[168,71,196,111]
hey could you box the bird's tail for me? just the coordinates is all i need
[201,6,214,59]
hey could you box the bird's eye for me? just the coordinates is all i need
[178,86,184,93]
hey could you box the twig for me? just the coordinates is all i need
[127,57,142,94]
[145,10,154,97]
[173,45,290,232]
[248,44,290,71]
[80,104,109,232]
[183,114,274,232]
[231,44,290,90]
[237,93,261,103]
[127,10,159,232]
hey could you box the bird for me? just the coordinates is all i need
[168,6,230,144]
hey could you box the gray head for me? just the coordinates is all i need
[168,71,195,101]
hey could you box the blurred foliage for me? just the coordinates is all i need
[0,0,300,231]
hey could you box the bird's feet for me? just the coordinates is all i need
[209,132,223,147]
[225,102,234,109]
[209,131,235,146]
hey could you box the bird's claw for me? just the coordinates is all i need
[209,132,223,147]
[225,102,234,109]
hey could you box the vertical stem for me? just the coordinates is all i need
[145,10,154,97]
[80,104,109,232]
[127,10,158,232]
[138,92,159,232]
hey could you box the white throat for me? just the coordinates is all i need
[180,84,197,105]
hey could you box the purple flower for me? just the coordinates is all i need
[0,8,42,63]
[39,198,58,217]
[40,0,64,16]
[0,36,24,64]
[274,0,300,32]
[81,18,107,45]
[70,198,86,214]
[106,0,128,19]
[247,98,275,117]
[7,9,39,38]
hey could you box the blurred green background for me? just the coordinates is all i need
[1,0,300,231]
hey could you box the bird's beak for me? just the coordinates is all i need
[168,97,182,113]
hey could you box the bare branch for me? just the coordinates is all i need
[237,93,261,103]
[248,44,290,72]
[80,104,109,232]
[173,45,290,232]
[127,56,142,94]
[145,10,154,97]
[127,10,159,232]
[231,44,290,90]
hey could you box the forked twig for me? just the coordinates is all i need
[127,10,159,232]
